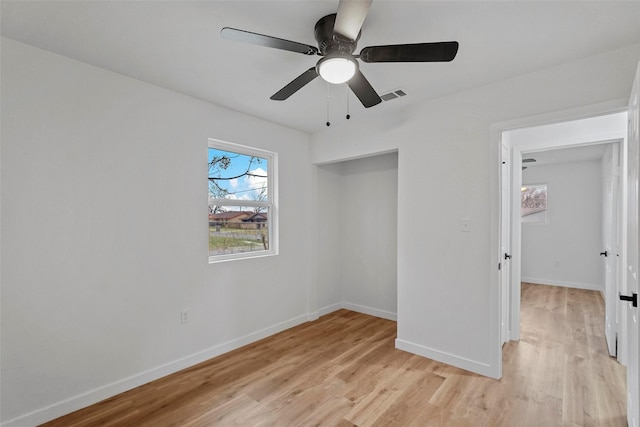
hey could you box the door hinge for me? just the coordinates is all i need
[498,262,502,271]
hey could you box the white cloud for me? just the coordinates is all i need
[247,167,268,196]
[220,167,268,201]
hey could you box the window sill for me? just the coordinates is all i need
[208,250,277,264]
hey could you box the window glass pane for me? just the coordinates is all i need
[209,207,270,256]
[208,141,275,263]
[521,184,547,223]
[208,148,268,203]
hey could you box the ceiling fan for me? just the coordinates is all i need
[221,0,459,108]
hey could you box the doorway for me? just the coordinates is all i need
[499,111,628,348]
[520,144,613,290]
[314,151,399,320]
[520,143,622,357]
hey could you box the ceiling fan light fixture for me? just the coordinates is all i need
[317,55,357,84]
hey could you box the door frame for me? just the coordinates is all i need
[500,143,512,345]
[490,101,629,377]
[505,116,627,345]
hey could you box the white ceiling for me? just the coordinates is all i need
[2,1,640,134]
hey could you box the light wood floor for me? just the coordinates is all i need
[42,283,626,426]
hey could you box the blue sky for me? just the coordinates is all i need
[208,147,268,201]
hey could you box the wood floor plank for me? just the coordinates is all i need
[370,371,445,426]
[41,284,627,426]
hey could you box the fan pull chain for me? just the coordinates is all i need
[326,82,331,126]
[346,85,351,120]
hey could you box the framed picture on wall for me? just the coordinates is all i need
[521,184,548,223]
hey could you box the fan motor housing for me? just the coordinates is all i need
[314,14,360,56]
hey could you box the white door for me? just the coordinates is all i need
[625,61,640,427]
[604,144,620,357]
[501,143,511,344]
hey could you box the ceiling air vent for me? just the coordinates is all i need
[380,89,407,102]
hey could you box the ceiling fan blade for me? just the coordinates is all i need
[334,0,372,41]
[359,41,459,63]
[347,69,381,108]
[221,27,318,56]
[270,67,319,101]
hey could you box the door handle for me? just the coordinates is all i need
[504,253,512,260]
[619,292,638,307]
[600,251,608,257]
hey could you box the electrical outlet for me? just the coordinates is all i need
[181,310,190,324]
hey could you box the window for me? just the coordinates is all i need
[521,184,548,223]
[208,139,277,262]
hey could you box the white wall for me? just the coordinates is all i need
[311,43,640,377]
[521,160,604,290]
[316,153,398,320]
[316,162,344,311]
[1,38,312,426]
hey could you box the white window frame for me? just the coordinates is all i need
[208,138,278,263]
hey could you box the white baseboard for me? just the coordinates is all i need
[521,276,602,292]
[395,338,498,379]
[318,302,344,317]
[2,314,310,427]
[342,303,397,321]
[317,302,397,321]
